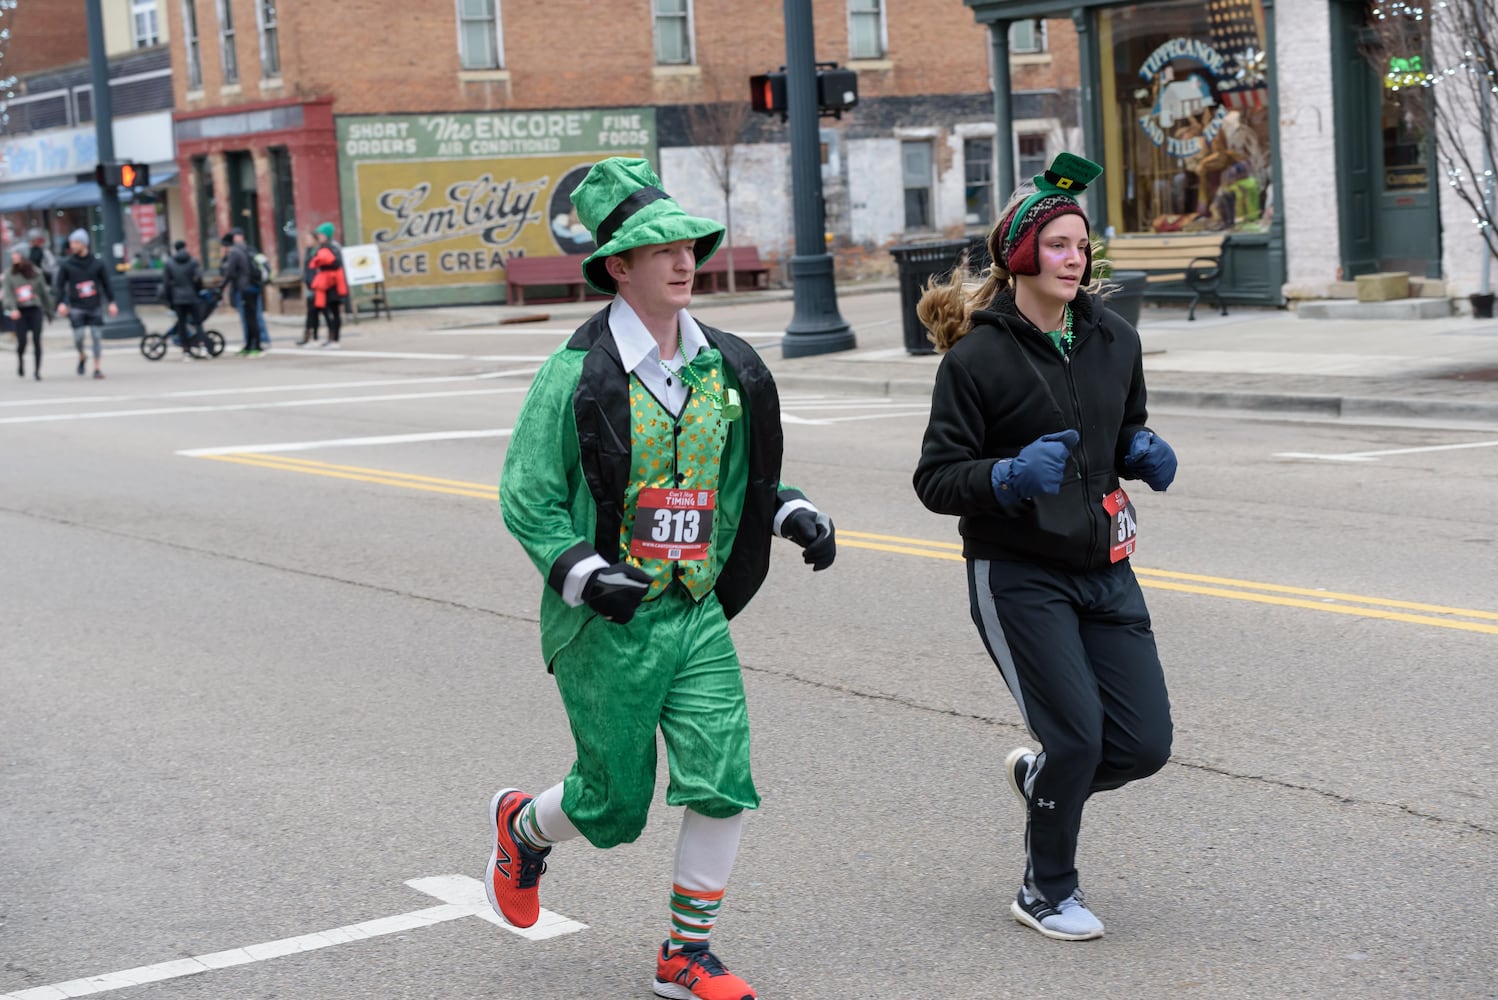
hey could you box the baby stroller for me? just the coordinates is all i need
[141,286,227,361]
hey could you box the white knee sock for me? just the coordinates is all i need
[513,782,581,850]
[667,810,743,953]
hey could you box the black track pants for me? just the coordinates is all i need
[967,557,1172,904]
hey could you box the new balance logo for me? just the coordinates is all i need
[494,844,513,880]
[1035,798,1057,809]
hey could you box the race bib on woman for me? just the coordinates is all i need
[1102,488,1137,562]
[15,283,34,304]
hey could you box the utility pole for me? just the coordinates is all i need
[85,0,144,340]
[779,0,855,358]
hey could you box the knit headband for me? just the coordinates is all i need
[996,152,1103,279]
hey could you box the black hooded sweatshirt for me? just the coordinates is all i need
[913,288,1155,573]
[53,252,115,311]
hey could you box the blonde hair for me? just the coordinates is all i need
[916,185,1111,353]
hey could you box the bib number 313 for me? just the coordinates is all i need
[1102,487,1137,563]
[629,488,716,561]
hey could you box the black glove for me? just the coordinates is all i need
[580,562,652,623]
[781,509,836,571]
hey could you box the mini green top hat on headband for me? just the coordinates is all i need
[996,152,1104,280]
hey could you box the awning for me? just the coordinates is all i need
[150,166,179,188]
[42,182,104,210]
[0,185,65,213]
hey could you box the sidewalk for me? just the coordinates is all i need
[267,282,1498,427]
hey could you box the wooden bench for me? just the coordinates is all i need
[1104,232,1230,321]
[693,245,769,294]
[504,255,605,306]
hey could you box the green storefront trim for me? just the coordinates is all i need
[966,0,1287,307]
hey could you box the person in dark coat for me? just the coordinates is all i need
[161,240,206,360]
[53,228,118,379]
[914,153,1178,943]
[298,231,320,346]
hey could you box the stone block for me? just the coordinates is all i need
[1409,276,1447,298]
[1355,272,1411,302]
[1326,280,1359,299]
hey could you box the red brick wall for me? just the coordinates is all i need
[5,0,89,77]
[168,0,1047,116]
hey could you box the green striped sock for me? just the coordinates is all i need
[667,884,724,953]
[512,799,555,853]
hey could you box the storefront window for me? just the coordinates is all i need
[1097,0,1272,235]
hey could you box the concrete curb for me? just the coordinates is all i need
[770,372,1498,426]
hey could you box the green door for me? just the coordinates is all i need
[1331,1,1440,279]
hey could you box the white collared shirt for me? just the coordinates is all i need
[608,296,709,417]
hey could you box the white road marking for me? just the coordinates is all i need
[1276,439,1498,462]
[0,876,583,1000]
[0,369,538,409]
[0,386,530,425]
[429,328,784,339]
[783,408,931,426]
[280,349,554,362]
[178,428,513,456]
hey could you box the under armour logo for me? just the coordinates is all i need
[1035,798,1056,809]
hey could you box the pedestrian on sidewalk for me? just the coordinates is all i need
[161,240,206,360]
[309,222,347,349]
[4,248,55,380]
[298,231,320,346]
[221,228,268,356]
[913,153,1179,943]
[27,228,57,287]
[493,157,836,1000]
[52,228,117,380]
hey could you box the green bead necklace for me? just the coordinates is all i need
[659,334,743,420]
[1047,305,1075,356]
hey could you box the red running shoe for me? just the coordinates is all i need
[653,943,757,1000]
[485,788,549,928]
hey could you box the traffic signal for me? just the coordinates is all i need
[750,71,788,115]
[93,161,151,189]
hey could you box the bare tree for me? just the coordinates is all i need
[683,65,753,293]
[1364,1,1498,274]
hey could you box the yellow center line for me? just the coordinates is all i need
[194,454,1498,634]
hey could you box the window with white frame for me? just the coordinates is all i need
[653,0,693,65]
[849,0,885,60]
[216,0,238,84]
[1018,133,1048,181]
[1010,19,1046,54]
[132,0,160,48]
[902,140,933,231]
[964,138,994,226]
[182,0,203,89]
[257,0,280,78]
[457,0,504,70]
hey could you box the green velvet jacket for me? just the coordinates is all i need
[500,306,793,667]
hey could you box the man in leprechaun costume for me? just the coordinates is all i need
[490,157,835,1000]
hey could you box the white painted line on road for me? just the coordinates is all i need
[0,386,530,425]
[285,349,555,362]
[783,408,931,426]
[1276,438,1498,462]
[0,876,583,1000]
[0,369,540,409]
[429,328,784,340]
[178,428,513,456]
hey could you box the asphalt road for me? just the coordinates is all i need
[2,307,1496,1000]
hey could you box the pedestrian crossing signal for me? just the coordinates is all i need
[750,72,788,115]
[93,161,151,189]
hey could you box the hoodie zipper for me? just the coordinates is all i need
[1061,344,1101,571]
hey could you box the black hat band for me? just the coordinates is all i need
[597,186,669,247]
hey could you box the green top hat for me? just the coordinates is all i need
[571,157,725,295]
[1004,151,1104,245]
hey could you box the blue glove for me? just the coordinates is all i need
[992,429,1080,504]
[1124,430,1177,492]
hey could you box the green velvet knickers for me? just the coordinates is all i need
[553,584,760,849]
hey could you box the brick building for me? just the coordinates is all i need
[163,0,1082,307]
[0,0,180,269]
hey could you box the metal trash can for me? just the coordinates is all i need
[1104,269,1148,329]
[889,239,971,355]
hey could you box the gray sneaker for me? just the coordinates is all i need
[1011,887,1104,941]
[1005,746,1036,808]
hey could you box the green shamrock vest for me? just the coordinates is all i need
[618,351,732,601]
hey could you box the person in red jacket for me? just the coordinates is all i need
[309,222,348,349]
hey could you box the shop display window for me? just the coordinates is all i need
[1097,0,1272,235]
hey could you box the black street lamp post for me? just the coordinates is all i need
[85,0,145,340]
[779,0,856,358]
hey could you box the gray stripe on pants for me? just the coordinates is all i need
[972,558,1033,735]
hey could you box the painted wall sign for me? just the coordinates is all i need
[337,109,657,306]
[1136,37,1231,159]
